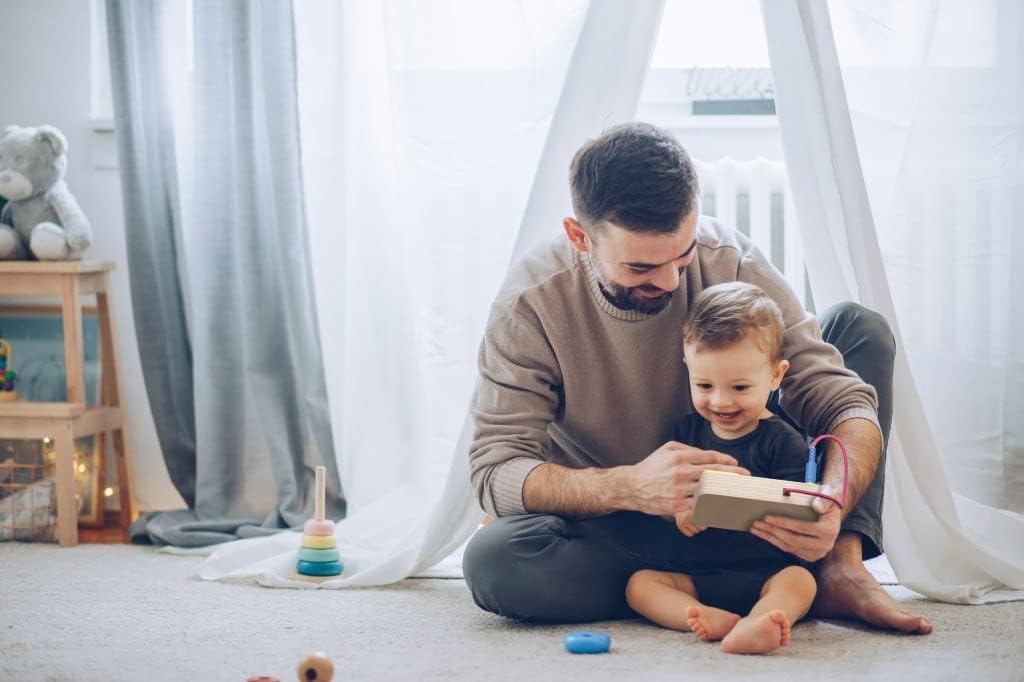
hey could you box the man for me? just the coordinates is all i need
[463,122,931,634]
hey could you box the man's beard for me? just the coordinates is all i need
[595,277,675,314]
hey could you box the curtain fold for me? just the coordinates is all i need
[762,0,1024,603]
[512,0,665,260]
[195,0,666,587]
[106,0,196,509]
[108,0,343,547]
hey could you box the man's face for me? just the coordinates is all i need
[578,211,698,314]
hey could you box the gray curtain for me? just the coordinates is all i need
[107,0,344,546]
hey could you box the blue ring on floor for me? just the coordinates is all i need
[296,559,343,576]
[564,631,611,654]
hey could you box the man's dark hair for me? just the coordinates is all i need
[569,122,699,234]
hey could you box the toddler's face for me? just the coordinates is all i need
[684,332,789,439]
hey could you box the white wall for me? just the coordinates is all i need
[0,0,184,512]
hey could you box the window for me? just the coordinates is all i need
[89,0,193,131]
[89,0,113,128]
[639,0,775,123]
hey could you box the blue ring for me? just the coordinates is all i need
[564,631,611,654]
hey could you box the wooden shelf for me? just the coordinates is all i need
[0,401,88,419]
[0,261,114,275]
[0,404,120,440]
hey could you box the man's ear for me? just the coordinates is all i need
[562,217,590,253]
[770,359,790,390]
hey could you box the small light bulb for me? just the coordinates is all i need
[104,486,114,497]
[77,463,87,473]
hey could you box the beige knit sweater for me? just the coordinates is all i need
[469,216,880,517]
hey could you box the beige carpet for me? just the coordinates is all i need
[2,544,1022,681]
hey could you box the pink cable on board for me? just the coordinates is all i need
[782,434,849,510]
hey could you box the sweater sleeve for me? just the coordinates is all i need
[469,303,562,517]
[738,255,881,441]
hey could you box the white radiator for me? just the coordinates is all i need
[694,158,806,306]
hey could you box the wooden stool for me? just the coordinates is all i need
[0,261,135,546]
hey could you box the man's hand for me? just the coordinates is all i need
[673,509,706,537]
[750,485,842,562]
[624,441,750,517]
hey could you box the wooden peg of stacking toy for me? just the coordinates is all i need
[295,466,343,578]
[296,652,334,682]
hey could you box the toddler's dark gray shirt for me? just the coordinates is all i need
[673,413,808,482]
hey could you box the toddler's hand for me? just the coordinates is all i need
[674,510,706,537]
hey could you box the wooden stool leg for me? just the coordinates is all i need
[61,276,86,405]
[97,279,136,525]
[111,429,133,528]
[54,422,79,547]
[93,431,107,528]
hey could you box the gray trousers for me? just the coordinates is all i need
[463,302,895,622]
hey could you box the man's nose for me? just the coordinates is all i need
[650,263,680,292]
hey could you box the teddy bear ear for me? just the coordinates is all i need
[35,125,68,156]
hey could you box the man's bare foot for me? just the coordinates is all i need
[814,534,933,634]
[720,610,791,654]
[686,605,741,642]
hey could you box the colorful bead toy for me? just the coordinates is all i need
[295,465,342,579]
[0,336,18,401]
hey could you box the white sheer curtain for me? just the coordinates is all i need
[297,0,582,512]
[762,0,1024,603]
[197,0,665,586]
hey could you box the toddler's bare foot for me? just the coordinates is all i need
[685,605,741,642]
[720,610,791,654]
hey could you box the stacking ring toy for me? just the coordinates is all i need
[564,631,611,654]
[295,466,344,578]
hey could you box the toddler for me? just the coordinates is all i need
[626,281,816,655]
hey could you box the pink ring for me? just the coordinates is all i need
[304,519,336,536]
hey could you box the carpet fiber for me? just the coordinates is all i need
[2,544,1021,681]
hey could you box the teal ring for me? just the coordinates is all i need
[298,547,341,563]
[296,559,343,576]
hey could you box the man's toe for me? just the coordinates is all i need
[866,602,932,634]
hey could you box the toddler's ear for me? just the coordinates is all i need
[771,359,790,388]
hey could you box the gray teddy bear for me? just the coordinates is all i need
[0,124,91,260]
